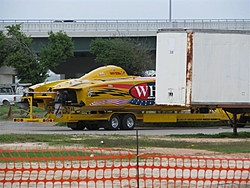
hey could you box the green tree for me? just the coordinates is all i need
[0,25,74,84]
[39,31,74,69]
[0,30,9,67]
[90,37,154,75]
[1,25,43,84]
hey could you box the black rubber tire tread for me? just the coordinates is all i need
[3,100,10,106]
[121,114,136,130]
[108,114,120,130]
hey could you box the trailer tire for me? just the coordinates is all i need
[98,114,125,130]
[121,114,135,130]
[107,114,120,130]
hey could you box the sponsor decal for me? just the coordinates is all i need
[88,88,95,97]
[110,68,125,75]
[129,82,155,100]
[110,71,122,75]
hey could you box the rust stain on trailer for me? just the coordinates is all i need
[186,32,193,105]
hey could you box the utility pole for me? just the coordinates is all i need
[169,0,172,22]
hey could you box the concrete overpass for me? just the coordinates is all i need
[1,19,250,37]
[1,19,250,80]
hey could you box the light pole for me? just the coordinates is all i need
[169,0,172,22]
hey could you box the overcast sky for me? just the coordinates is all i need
[1,0,249,20]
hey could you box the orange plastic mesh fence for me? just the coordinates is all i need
[0,148,249,188]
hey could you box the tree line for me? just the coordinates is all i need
[0,24,153,84]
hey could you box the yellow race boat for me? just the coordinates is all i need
[52,65,158,112]
[20,65,160,111]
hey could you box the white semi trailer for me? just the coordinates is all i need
[156,28,250,130]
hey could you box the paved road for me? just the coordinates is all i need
[0,121,249,135]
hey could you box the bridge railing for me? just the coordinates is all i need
[1,19,250,34]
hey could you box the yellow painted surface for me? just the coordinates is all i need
[143,114,177,122]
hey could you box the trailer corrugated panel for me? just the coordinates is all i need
[192,32,250,106]
[156,29,250,108]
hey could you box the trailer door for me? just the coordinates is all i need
[156,32,187,106]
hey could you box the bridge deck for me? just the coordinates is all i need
[1,19,250,37]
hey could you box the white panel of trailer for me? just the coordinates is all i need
[156,29,250,107]
[155,32,187,105]
[192,32,250,105]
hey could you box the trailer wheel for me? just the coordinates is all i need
[68,121,86,130]
[98,114,121,130]
[107,114,120,130]
[121,114,135,130]
[86,124,99,130]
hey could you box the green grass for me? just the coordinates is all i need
[0,105,48,120]
[168,131,250,138]
[0,133,249,154]
[0,150,89,159]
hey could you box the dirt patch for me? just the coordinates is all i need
[0,142,216,155]
[140,147,219,156]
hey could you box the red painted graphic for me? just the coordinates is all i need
[129,83,155,100]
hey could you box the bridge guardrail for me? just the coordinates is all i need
[1,19,250,37]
